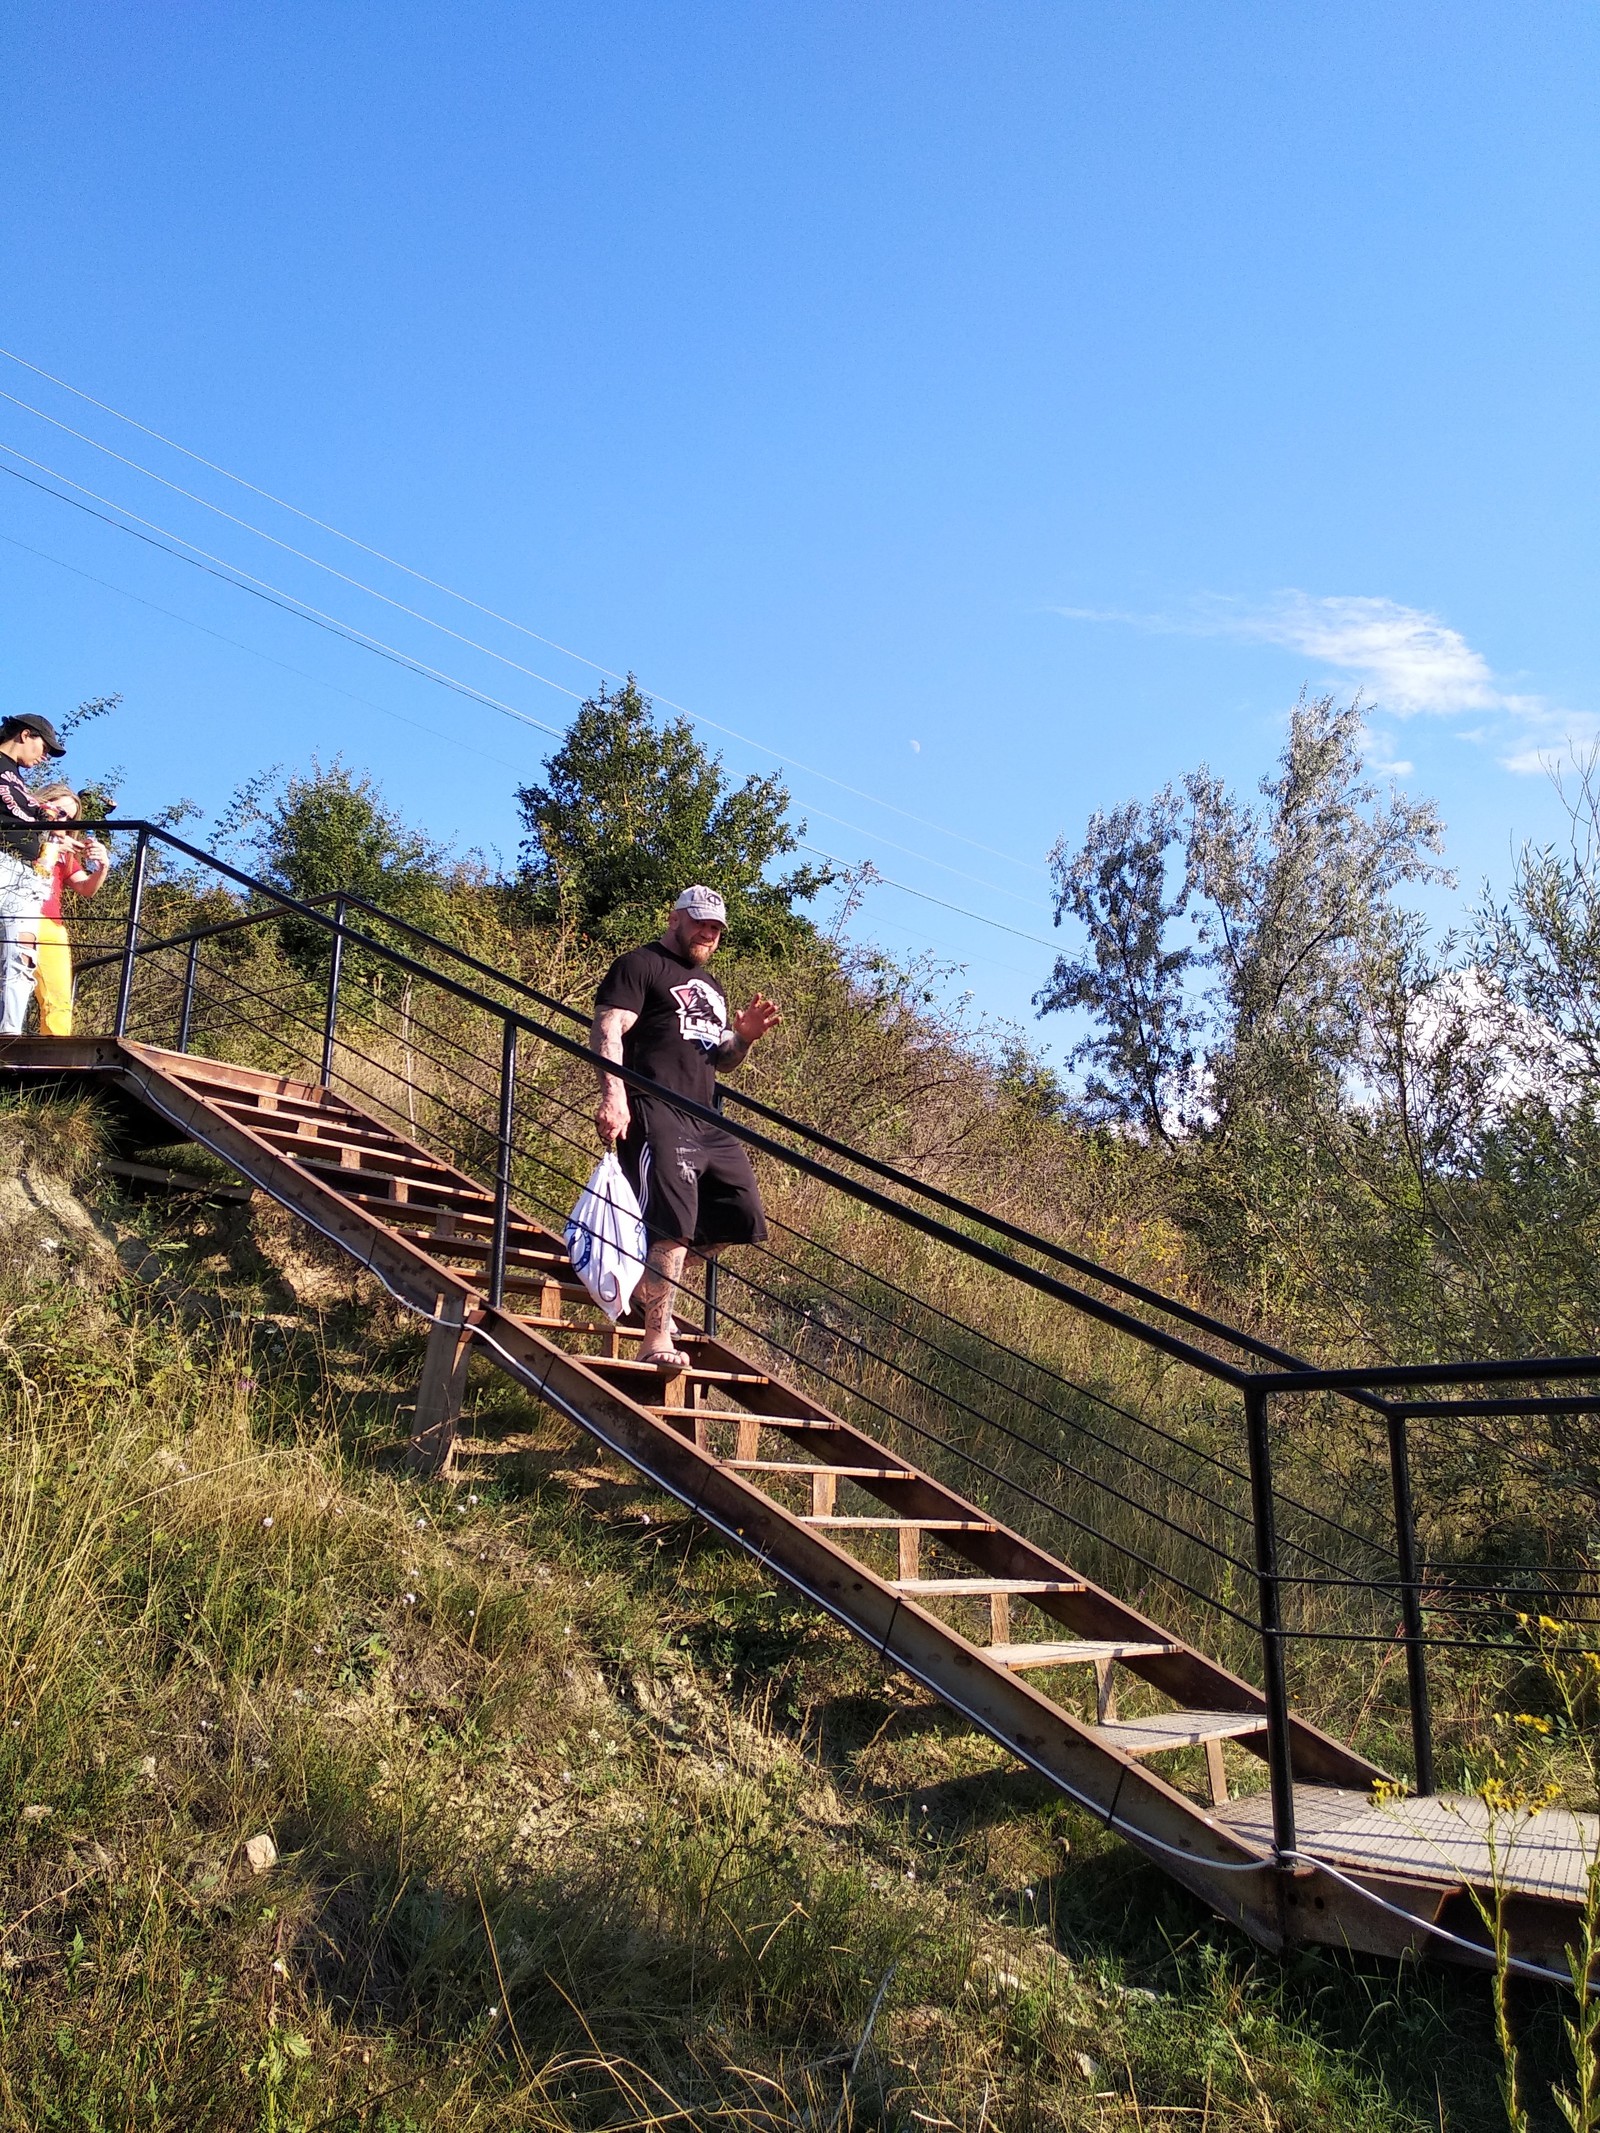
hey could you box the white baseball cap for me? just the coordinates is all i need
[672,885,727,924]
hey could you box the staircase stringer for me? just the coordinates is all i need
[110,1042,485,1323]
[676,1335,1385,1791]
[475,1305,1286,1942]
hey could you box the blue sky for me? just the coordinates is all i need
[1,3,1596,1056]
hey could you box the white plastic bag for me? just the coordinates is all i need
[565,1151,649,1320]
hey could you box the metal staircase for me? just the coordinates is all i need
[6,820,1600,1979]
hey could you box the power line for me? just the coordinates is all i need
[0,385,603,715]
[793,808,1052,912]
[801,842,1062,951]
[0,344,1049,879]
[0,449,567,739]
[0,463,1065,963]
[0,528,524,774]
[819,893,1054,986]
[0,437,1055,914]
[0,439,580,718]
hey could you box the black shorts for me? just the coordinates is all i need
[619,1105,768,1251]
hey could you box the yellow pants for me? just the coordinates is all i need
[33,916,74,1036]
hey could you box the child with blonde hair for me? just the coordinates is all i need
[31,785,110,1035]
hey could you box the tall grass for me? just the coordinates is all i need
[0,1092,1565,2128]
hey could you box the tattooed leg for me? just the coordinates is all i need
[637,1240,691,1368]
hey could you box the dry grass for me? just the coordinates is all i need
[0,1093,1551,2130]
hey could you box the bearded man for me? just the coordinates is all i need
[591,887,780,1369]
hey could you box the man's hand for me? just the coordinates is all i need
[732,994,781,1047]
[595,1087,631,1147]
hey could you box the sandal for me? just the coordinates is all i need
[640,1344,693,1373]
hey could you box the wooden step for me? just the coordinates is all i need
[215,1096,408,1143]
[488,1306,627,1333]
[405,1239,562,1274]
[891,1578,1088,1596]
[498,1278,594,1309]
[550,1322,714,1345]
[203,1085,426,1149]
[503,1283,613,1318]
[800,1517,998,1532]
[392,1225,564,1266]
[369,1211,561,1256]
[362,1195,518,1232]
[294,1150,465,1190]
[337,1164,487,1195]
[193,1087,333,1121]
[644,1408,842,1430]
[528,1325,646,1353]
[1090,1707,1270,1804]
[222,1108,445,1161]
[1091,1710,1268,1755]
[988,1639,1178,1669]
[582,1358,770,1385]
[726,1461,916,1479]
[381,1202,540,1232]
[268,1129,437,1168]
[341,1178,502,1215]
[377,1208,556,1248]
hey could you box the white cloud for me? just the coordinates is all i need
[1055,590,1591,774]
[1220,594,1501,716]
[1498,708,1600,777]
[1365,745,1414,777]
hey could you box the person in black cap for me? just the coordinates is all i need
[0,716,69,1035]
[591,886,781,1369]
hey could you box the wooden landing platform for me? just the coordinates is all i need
[1220,1785,1600,1902]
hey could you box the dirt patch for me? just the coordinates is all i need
[0,1099,119,1291]
[241,1192,392,1315]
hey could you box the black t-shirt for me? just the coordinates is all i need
[595,942,729,1114]
[0,763,46,862]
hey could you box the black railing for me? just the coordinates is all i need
[38,823,1600,1867]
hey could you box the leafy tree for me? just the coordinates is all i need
[515,678,832,951]
[1039,694,1451,1139]
[1475,751,1600,1099]
[1182,693,1450,1124]
[1403,751,1600,1356]
[60,692,122,740]
[1035,791,1197,1142]
[218,758,451,975]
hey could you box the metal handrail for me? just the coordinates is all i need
[72,828,1376,1378]
[80,825,1263,1385]
[94,838,1600,1391]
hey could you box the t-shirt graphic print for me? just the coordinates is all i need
[670,977,727,1050]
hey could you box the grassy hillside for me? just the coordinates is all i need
[0,1091,1580,2131]
[95,888,1577,1803]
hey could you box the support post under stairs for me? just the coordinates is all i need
[408,1294,474,1474]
